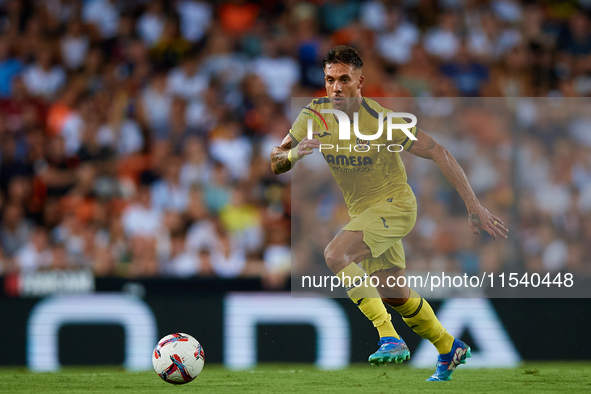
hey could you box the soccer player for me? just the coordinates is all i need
[271,46,509,381]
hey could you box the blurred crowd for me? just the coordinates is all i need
[404,98,591,278]
[0,0,590,283]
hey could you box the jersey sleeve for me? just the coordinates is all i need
[385,115,419,151]
[288,106,313,145]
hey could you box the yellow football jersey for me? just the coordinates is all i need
[290,97,418,216]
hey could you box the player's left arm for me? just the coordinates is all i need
[408,128,509,240]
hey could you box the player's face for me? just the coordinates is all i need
[324,63,364,112]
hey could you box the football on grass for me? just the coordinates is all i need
[152,333,205,384]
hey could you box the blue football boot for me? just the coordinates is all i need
[426,338,471,381]
[368,337,411,366]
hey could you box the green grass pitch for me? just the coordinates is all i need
[1,363,590,393]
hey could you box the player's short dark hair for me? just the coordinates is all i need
[322,45,363,70]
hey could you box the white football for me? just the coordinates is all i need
[152,333,205,384]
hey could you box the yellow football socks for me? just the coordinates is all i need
[338,263,399,339]
[391,289,454,354]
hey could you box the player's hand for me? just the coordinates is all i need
[467,205,509,240]
[296,132,321,157]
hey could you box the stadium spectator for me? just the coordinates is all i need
[122,183,162,239]
[22,47,66,100]
[423,13,460,60]
[175,0,212,43]
[167,53,208,101]
[218,0,259,37]
[60,19,90,71]
[376,7,420,65]
[179,136,211,189]
[0,201,30,257]
[15,226,52,272]
[208,219,247,278]
[251,38,300,103]
[209,118,252,181]
[203,161,232,214]
[136,0,166,48]
[138,69,172,140]
[150,155,189,213]
[149,16,191,68]
[161,228,201,277]
[440,42,489,96]
[560,12,591,57]
[219,186,262,253]
[0,35,23,98]
[320,0,359,33]
[82,0,120,40]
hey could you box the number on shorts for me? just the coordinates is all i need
[381,217,389,228]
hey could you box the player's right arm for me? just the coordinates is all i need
[271,104,321,174]
[270,133,320,174]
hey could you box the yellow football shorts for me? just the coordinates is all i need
[342,200,417,274]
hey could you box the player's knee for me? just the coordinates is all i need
[324,243,345,271]
[379,283,409,302]
[382,297,408,307]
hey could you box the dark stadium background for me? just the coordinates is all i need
[0,0,589,371]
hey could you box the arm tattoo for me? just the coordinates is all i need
[271,137,295,175]
[469,213,482,226]
[408,133,436,159]
[271,149,291,174]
